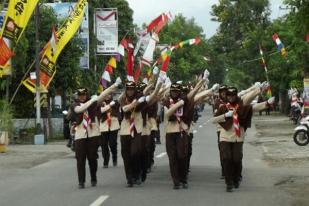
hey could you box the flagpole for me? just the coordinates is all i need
[35,4,43,136]
[9,60,36,105]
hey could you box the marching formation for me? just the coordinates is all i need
[64,73,275,192]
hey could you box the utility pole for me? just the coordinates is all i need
[35,4,43,139]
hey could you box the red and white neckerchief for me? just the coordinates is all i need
[82,111,91,129]
[129,114,135,137]
[170,98,184,133]
[226,103,240,137]
[104,102,112,129]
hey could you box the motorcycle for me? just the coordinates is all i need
[293,116,309,146]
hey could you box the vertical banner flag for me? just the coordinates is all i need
[0,0,39,44]
[0,0,39,76]
[22,0,87,93]
[95,8,118,54]
[45,2,89,69]
[272,33,287,57]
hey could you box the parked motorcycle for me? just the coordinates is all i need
[293,116,309,146]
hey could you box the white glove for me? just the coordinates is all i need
[179,99,185,105]
[115,77,122,87]
[238,90,246,97]
[138,96,146,103]
[157,75,165,85]
[261,81,270,91]
[205,78,209,86]
[254,82,261,88]
[145,95,150,102]
[267,97,275,105]
[109,101,116,106]
[224,110,234,118]
[211,83,220,92]
[91,95,98,102]
[165,77,172,88]
[153,66,159,75]
[203,69,210,79]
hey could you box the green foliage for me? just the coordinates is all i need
[0,100,13,136]
[208,0,308,101]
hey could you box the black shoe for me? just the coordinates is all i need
[173,184,180,190]
[182,183,188,189]
[226,185,233,192]
[78,183,85,189]
[103,165,108,168]
[220,175,225,180]
[141,173,147,182]
[234,181,240,189]
[134,178,142,185]
[91,181,97,187]
[127,180,133,188]
[155,140,161,144]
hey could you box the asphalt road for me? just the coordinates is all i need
[0,107,296,206]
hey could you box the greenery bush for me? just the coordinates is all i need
[0,100,13,137]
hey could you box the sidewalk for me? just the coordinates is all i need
[250,112,309,206]
[249,113,309,167]
[0,141,72,171]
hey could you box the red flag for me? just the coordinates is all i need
[147,14,164,33]
[127,47,134,77]
[134,62,143,82]
[154,14,168,34]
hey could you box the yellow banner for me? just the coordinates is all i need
[0,60,12,77]
[22,0,87,93]
[0,0,39,44]
[0,0,39,77]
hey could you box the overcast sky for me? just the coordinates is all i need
[126,0,289,38]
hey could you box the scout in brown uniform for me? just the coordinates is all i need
[73,79,121,189]
[212,84,273,192]
[138,82,151,182]
[119,81,161,187]
[213,85,228,178]
[100,94,120,168]
[164,80,204,189]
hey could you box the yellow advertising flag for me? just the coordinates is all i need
[22,0,87,93]
[0,0,39,44]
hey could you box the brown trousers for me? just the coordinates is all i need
[220,141,243,186]
[75,136,100,184]
[187,133,193,171]
[149,130,156,169]
[217,131,224,176]
[101,130,119,166]
[166,132,188,185]
[121,133,143,183]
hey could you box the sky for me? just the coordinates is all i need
[126,0,289,38]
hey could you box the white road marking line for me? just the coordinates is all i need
[193,130,197,134]
[156,152,167,158]
[90,195,109,206]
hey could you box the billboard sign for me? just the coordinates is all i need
[95,8,118,54]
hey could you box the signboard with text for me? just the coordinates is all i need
[95,8,118,54]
